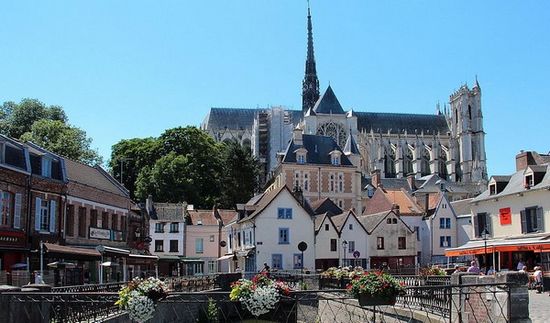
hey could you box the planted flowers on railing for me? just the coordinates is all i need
[229,272,292,317]
[347,270,406,306]
[115,277,168,322]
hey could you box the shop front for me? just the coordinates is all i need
[42,243,101,285]
[445,237,550,271]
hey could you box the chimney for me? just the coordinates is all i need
[292,185,304,206]
[391,204,400,215]
[406,174,416,190]
[371,169,381,188]
[516,150,536,171]
[293,125,303,146]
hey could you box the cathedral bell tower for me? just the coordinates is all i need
[448,78,487,183]
[302,2,320,115]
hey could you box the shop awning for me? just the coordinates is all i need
[445,235,550,257]
[180,257,204,263]
[101,246,130,255]
[43,243,101,259]
[217,254,234,261]
[128,254,159,260]
[158,255,180,262]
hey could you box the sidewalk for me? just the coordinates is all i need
[529,289,550,323]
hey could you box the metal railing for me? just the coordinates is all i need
[0,283,513,323]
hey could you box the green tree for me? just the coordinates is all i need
[135,153,194,203]
[109,137,161,199]
[219,140,261,208]
[0,98,67,138]
[20,119,102,165]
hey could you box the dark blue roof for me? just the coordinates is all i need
[282,134,353,166]
[203,108,257,130]
[313,86,345,115]
[356,112,449,135]
[343,134,360,155]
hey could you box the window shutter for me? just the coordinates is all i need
[486,215,493,236]
[35,198,42,232]
[13,193,22,229]
[473,214,479,237]
[536,207,544,232]
[520,210,527,234]
[49,200,57,233]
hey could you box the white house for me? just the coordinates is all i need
[314,212,340,270]
[146,198,186,276]
[227,185,315,272]
[446,151,550,271]
[331,210,369,268]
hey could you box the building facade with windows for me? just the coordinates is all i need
[360,208,417,270]
[0,135,31,273]
[202,5,488,191]
[147,200,186,277]
[330,210,369,268]
[227,185,315,272]
[446,151,550,271]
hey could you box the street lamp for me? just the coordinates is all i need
[342,240,348,267]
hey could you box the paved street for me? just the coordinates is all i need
[529,290,550,322]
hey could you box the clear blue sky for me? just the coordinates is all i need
[1,1,548,176]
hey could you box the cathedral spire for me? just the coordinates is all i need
[302,0,320,115]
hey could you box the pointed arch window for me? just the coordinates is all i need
[420,149,431,177]
[384,148,396,178]
[438,150,448,179]
[403,148,413,176]
[468,105,472,120]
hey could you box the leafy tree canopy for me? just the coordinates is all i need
[20,119,103,165]
[1,98,100,166]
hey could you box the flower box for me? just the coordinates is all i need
[358,293,397,307]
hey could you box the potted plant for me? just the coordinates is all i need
[346,271,405,307]
[115,277,168,322]
[229,272,293,319]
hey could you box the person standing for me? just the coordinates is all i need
[467,261,481,274]
[517,259,525,271]
[262,262,270,273]
[534,266,543,293]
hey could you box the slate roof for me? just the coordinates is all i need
[343,133,360,155]
[414,174,471,194]
[474,164,550,202]
[356,112,449,135]
[309,198,343,215]
[450,198,473,217]
[151,203,186,221]
[64,158,128,197]
[282,134,353,166]
[490,176,512,182]
[203,108,257,131]
[358,211,388,233]
[331,210,367,233]
[313,86,345,115]
[314,212,338,232]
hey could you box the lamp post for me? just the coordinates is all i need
[342,240,348,267]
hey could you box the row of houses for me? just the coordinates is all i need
[0,135,154,285]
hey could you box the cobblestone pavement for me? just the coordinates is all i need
[529,289,550,323]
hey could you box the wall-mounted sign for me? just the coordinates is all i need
[89,227,111,240]
[499,207,512,225]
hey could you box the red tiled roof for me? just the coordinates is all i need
[187,210,219,225]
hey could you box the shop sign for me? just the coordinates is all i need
[0,230,25,247]
[111,230,124,241]
[499,207,512,225]
[89,227,111,240]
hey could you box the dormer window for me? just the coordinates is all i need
[489,184,496,195]
[525,174,533,189]
[329,150,342,166]
[41,156,52,177]
[297,153,306,164]
[331,156,340,165]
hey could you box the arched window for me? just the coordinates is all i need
[468,105,472,120]
[316,122,346,148]
[420,149,431,176]
[242,138,251,151]
[403,148,413,176]
[384,148,396,178]
[438,150,448,179]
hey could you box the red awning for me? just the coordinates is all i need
[43,243,101,258]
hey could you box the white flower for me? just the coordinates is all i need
[127,295,156,323]
[240,285,280,317]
